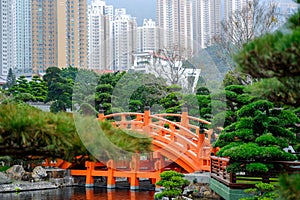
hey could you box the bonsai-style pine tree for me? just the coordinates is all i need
[214,99,298,173]
[155,170,189,200]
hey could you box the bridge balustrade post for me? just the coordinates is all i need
[129,154,140,190]
[143,106,150,126]
[85,161,95,187]
[98,109,105,121]
[180,106,189,129]
[107,160,116,189]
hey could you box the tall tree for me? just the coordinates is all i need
[4,68,16,89]
[212,0,279,84]
[8,76,31,95]
[44,67,73,112]
[235,0,300,106]
[147,47,199,92]
[29,76,48,102]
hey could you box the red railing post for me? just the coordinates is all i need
[107,160,116,189]
[144,106,150,126]
[85,161,95,187]
[180,105,189,129]
[130,153,140,190]
[98,109,105,121]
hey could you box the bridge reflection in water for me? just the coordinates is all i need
[0,187,155,200]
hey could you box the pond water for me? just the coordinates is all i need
[0,187,155,200]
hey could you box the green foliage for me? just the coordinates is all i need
[0,102,82,161]
[255,133,279,147]
[245,163,269,173]
[0,166,9,172]
[79,103,98,116]
[14,93,36,102]
[235,3,300,106]
[241,182,277,200]
[223,71,243,87]
[0,102,153,162]
[3,68,16,89]
[278,174,300,200]
[156,170,189,200]
[44,67,74,112]
[219,143,297,162]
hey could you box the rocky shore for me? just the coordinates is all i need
[0,181,59,193]
[0,165,75,193]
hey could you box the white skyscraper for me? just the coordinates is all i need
[11,0,32,75]
[0,0,13,76]
[1,0,32,77]
[88,0,112,70]
[156,0,193,54]
[193,0,222,49]
[137,19,159,52]
[224,0,249,20]
[112,9,137,71]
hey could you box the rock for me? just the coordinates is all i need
[0,172,12,184]
[200,186,207,193]
[183,188,193,196]
[63,176,74,186]
[45,168,65,178]
[203,190,212,197]
[182,196,193,200]
[21,172,34,182]
[31,166,47,182]
[6,165,25,180]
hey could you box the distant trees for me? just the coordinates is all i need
[43,67,74,112]
[213,0,279,84]
[146,47,200,93]
[8,75,47,102]
[3,68,16,89]
[214,0,278,60]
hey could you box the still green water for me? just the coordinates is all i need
[0,187,155,200]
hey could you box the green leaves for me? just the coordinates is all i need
[156,170,189,199]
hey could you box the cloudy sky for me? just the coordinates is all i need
[91,0,156,25]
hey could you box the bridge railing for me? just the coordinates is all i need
[98,109,213,172]
[211,156,300,189]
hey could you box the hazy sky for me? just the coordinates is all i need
[90,0,156,25]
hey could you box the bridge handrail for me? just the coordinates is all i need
[149,114,197,139]
[154,113,211,125]
[148,123,198,150]
[101,112,199,140]
[103,112,144,119]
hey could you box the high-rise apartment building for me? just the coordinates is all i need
[0,0,13,76]
[88,0,112,70]
[224,0,249,19]
[11,0,32,75]
[137,19,159,52]
[193,0,222,50]
[57,0,88,69]
[156,0,193,54]
[31,0,57,74]
[275,0,299,17]
[1,0,88,77]
[112,9,137,71]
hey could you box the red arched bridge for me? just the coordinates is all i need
[45,107,217,189]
